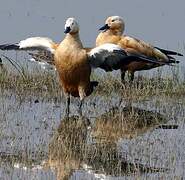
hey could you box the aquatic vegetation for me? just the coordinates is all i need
[0,64,185,101]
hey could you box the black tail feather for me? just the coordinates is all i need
[167,55,175,60]
[124,55,169,66]
[166,55,180,64]
[169,59,180,64]
[155,47,183,56]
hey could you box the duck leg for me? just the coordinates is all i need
[65,94,70,119]
[78,86,86,117]
[78,99,84,117]
[128,71,135,83]
[120,69,126,84]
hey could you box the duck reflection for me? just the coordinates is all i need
[46,106,168,180]
[47,116,89,180]
[92,106,167,142]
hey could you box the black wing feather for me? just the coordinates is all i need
[0,43,20,50]
[89,47,169,72]
[155,46,183,56]
[113,50,169,65]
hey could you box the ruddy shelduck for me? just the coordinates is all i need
[96,16,183,82]
[0,17,170,118]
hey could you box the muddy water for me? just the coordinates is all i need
[0,90,185,179]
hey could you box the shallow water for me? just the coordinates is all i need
[0,90,185,179]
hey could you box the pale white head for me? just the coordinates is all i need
[99,16,125,34]
[64,17,79,34]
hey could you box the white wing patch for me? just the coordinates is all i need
[19,37,55,53]
[88,43,128,71]
[89,43,122,57]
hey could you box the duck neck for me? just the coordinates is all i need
[65,32,83,48]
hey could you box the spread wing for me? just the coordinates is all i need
[0,37,57,53]
[26,47,92,68]
[88,43,169,72]
[0,37,58,70]
[28,50,55,65]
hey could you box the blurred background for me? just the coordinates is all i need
[0,0,185,77]
[0,0,184,49]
